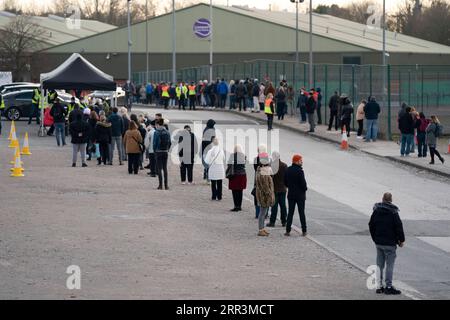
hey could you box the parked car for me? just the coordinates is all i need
[1,90,78,121]
[87,87,125,106]
[0,84,40,96]
[0,82,35,93]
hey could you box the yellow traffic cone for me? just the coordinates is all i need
[8,120,16,140]
[10,146,23,165]
[21,132,32,155]
[8,126,19,148]
[11,150,25,177]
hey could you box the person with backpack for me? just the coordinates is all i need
[153,118,171,190]
[50,97,68,147]
[369,192,405,295]
[416,112,430,158]
[69,113,90,167]
[426,115,445,165]
[108,107,124,165]
[267,151,288,228]
[236,80,247,111]
[255,152,275,237]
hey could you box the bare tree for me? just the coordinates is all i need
[0,15,46,80]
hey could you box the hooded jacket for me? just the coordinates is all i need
[369,202,405,246]
[95,121,112,144]
[202,119,216,156]
[256,166,275,208]
[69,115,90,144]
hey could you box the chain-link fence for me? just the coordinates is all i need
[133,60,450,139]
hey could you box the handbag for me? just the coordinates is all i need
[133,136,145,153]
[226,153,237,179]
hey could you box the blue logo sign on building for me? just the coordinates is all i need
[193,18,212,39]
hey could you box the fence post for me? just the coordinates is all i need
[387,64,392,141]
[437,71,440,108]
[304,64,307,87]
[369,65,373,97]
[313,64,316,88]
[421,67,424,112]
[324,65,328,123]
[352,64,355,131]
[339,65,342,95]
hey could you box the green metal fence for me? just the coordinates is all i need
[133,60,450,140]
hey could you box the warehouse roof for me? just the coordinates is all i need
[0,11,117,50]
[40,3,450,55]
[222,5,450,54]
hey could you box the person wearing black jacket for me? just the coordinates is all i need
[69,113,90,167]
[305,90,316,132]
[95,114,112,165]
[202,119,216,181]
[340,95,353,137]
[108,107,124,165]
[369,193,405,295]
[327,91,339,131]
[284,154,308,236]
[50,98,68,147]
[398,106,415,156]
[176,125,198,184]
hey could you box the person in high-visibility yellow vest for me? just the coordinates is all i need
[188,82,197,111]
[29,88,41,125]
[0,94,5,135]
[176,82,188,110]
[161,83,170,110]
[264,93,275,131]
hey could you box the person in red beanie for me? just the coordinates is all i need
[284,154,308,236]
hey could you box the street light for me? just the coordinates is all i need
[209,0,213,83]
[145,0,149,83]
[290,0,304,116]
[172,0,176,83]
[127,0,132,85]
[308,0,313,89]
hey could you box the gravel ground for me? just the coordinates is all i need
[0,122,405,300]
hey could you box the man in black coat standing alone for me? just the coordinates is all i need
[284,154,308,236]
[369,192,405,295]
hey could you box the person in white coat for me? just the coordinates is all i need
[204,138,225,200]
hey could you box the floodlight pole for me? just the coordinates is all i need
[309,0,313,89]
[145,0,149,83]
[127,0,132,85]
[172,0,176,83]
[209,0,213,83]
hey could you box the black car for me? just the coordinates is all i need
[1,90,77,121]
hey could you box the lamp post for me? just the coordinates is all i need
[309,0,313,89]
[209,0,213,83]
[172,0,176,83]
[145,0,149,83]
[127,0,132,85]
[290,0,304,116]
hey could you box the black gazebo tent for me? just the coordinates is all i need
[38,53,116,135]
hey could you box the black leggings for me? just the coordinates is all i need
[232,190,243,209]
[211,180,222,200]
[156,152,169,187]
[98,142,109,165]
[429,146,443,163]
[128,153,140,174]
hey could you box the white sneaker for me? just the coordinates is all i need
[182,182,186,185]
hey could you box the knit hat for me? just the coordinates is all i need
[292,154,303,163]
[83,108,91,115]
[259,152,270,165]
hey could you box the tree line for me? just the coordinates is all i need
[314,0,450,46]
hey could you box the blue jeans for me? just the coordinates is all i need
[365,119,378,141]
[54,122,65,146]
[417,132,427,157]
[400,134,414,156]
[376,245,397,288]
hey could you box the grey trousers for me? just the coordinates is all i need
[259,207,269,230]
[109,136,123,164]
[376,245,397,288]
[72,143,86,164]
[307,113,315,132]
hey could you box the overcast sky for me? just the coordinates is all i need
[12,0,405,14]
